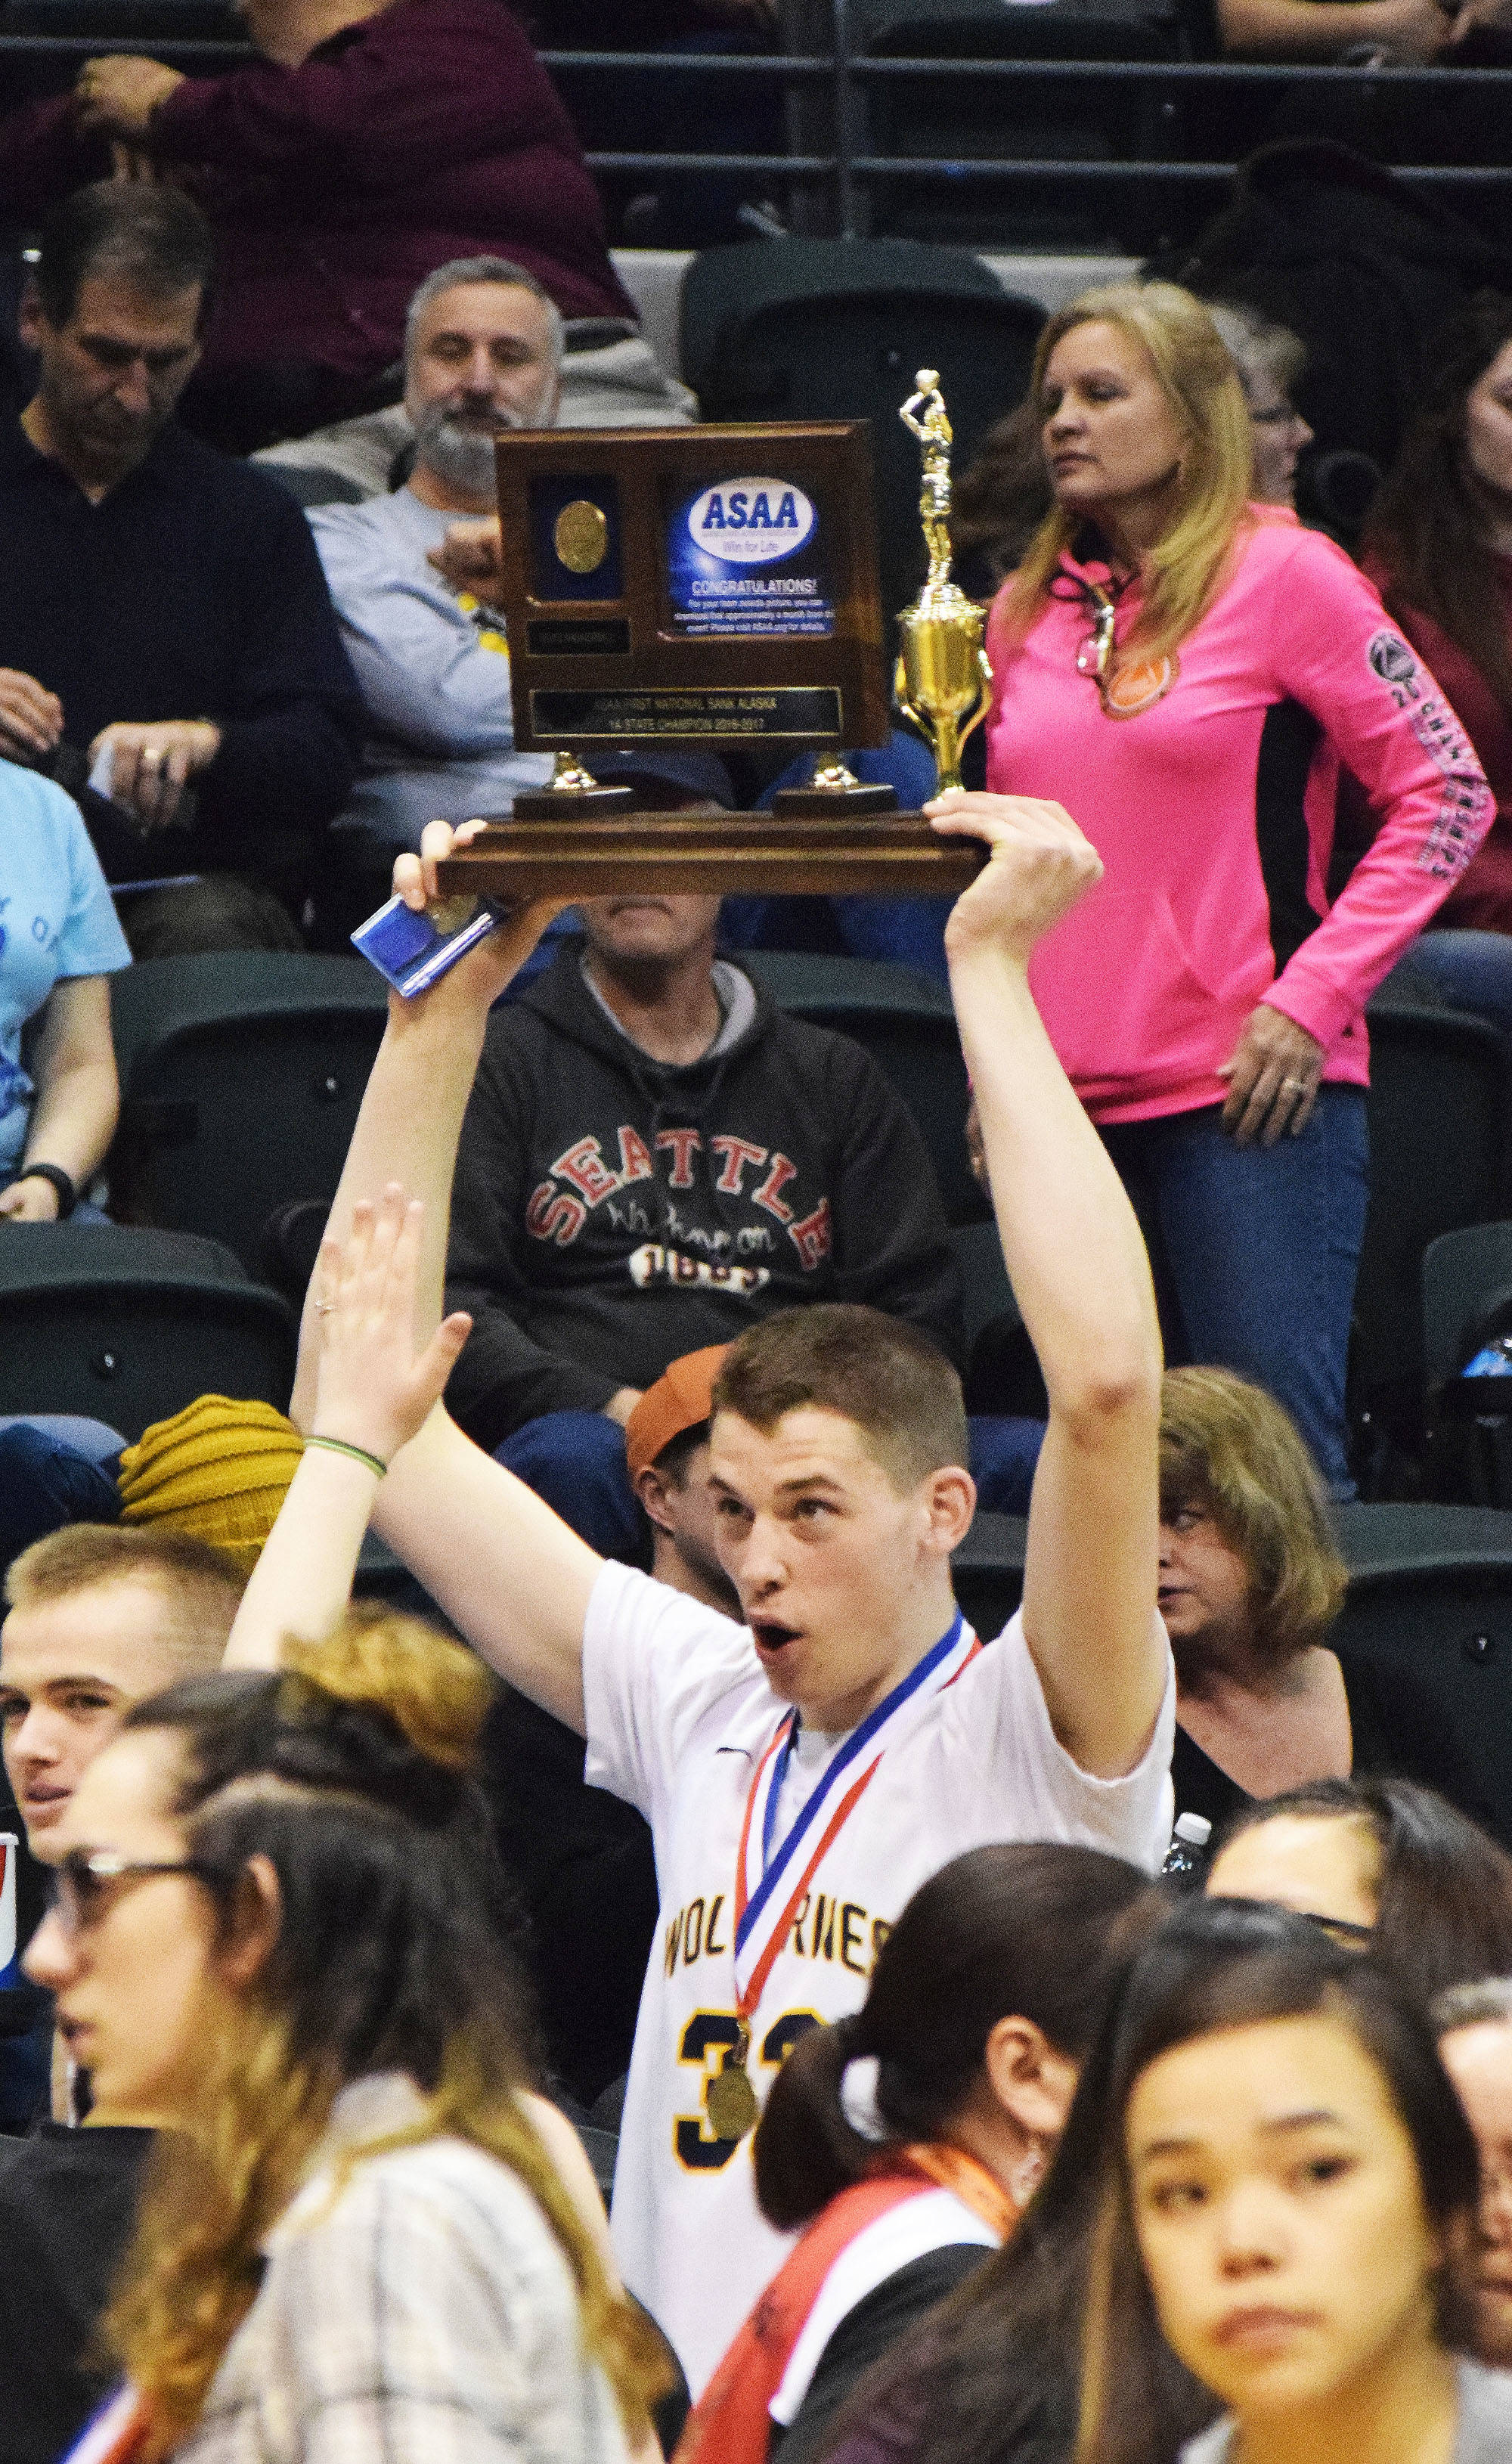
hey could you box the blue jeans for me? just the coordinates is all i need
[0,1419,122,1577]
[1099,1090,1370,1496]
[1398,928,1512,1052]
[496,1403,1046,1563]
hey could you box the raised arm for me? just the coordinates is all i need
[280,831,599,1729]
[931,793,1167,1778]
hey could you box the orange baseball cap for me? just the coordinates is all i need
[624,1344,731,1480]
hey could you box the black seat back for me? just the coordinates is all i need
[110,952,389,1274]
[742,950,982,1226]
[0,1226,296,1440]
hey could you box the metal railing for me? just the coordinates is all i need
[2,13,1510,237]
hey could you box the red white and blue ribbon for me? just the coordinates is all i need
[731,1611,979,2016]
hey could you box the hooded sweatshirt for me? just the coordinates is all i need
[984,508,1493,1124]
[443,938,964,1448]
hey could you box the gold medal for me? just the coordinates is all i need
[707,2035,761,2142]
[553,497,609,575]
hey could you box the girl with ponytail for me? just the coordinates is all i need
[677,1843,1156,2464]
[23,1604,670,2464]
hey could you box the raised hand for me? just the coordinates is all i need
[310,1185,472,1468]
[927,789,1105,968]
[390,817,571,1012]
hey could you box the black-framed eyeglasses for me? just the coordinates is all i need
[1297,1910,1376,1948]
[51,1848,223,1936]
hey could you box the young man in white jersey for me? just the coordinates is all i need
[225,793,1176,2394]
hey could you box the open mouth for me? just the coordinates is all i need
[751,1619,801,1657]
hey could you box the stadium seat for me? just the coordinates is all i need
[110,952,389,1275]
[1422,1223,1512,1389]
[857,0,1185,256]
[741,949,982,1225]
[0,1226,296,1440]
[1350,998,1512,1483]
[1420,1223,1512,1508]
[1331,1501,1512,1851]
[682,240,1044,629]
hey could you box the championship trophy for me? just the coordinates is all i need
[378,376,993,935]
[894,370,993,795]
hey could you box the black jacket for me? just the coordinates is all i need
[445,939,963,1446]
[0,417,363,888]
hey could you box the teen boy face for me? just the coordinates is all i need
[708,1404,975,1734]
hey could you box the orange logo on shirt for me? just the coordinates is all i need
[1102,652,1179,717]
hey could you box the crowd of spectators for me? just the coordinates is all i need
[4,11,1512,2464]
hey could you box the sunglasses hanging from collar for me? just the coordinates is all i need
[1062,572,1178,720]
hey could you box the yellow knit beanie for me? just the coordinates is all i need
[116,1394,305,1578]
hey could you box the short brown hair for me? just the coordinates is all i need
[1159,1366,1346,1661]
[712,1305,968,1491]
[4,1523,243,1676]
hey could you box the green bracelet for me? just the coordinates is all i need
[305,1434,389,1480]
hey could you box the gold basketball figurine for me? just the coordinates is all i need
[896,370,992,793]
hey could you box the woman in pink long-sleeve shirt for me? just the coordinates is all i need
[932,282,1492,1493]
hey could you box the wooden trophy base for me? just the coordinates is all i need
[770,781,899,819]
[510,779,636,820]
[435,809,987,900]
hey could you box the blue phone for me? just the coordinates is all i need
[352,891,510,998]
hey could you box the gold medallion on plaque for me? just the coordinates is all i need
[554,498,609,576]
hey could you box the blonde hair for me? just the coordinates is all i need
[104,1608,668,2455]
[4,1521,243,1673]
[1159,1367,1347,1661]
[1002,282,1256,662]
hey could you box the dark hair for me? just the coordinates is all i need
[652,1421,709,1487]
[1362,289,1512,714]
[756,1845,1155,2231]
[950,398,1054,592]
[1212,1774,1512,2007]
[1077,1925,1483,2464]
[714,1304,968,1492]
[813,1900,1324,2464]
[33,181,215,330]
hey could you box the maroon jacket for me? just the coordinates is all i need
[0,0,634,383]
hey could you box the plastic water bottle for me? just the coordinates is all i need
[1163,1812,1213,1880]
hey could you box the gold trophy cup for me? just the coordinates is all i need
[896,370,992,793]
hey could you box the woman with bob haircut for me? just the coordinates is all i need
[926,278,1492,1497]
[22,1606,668,2464]
[1074,1927,1512,2464]
[679,1843,1156,2464]
[1157,1366,1387,1839]
[1206,1771,1512,2006]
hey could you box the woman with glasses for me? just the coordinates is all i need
[20,1607,668,2464]
[928,280,1492,1496]
[1204,1772,1512,2005]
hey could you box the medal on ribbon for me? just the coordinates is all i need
[709,1613,981,2141]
